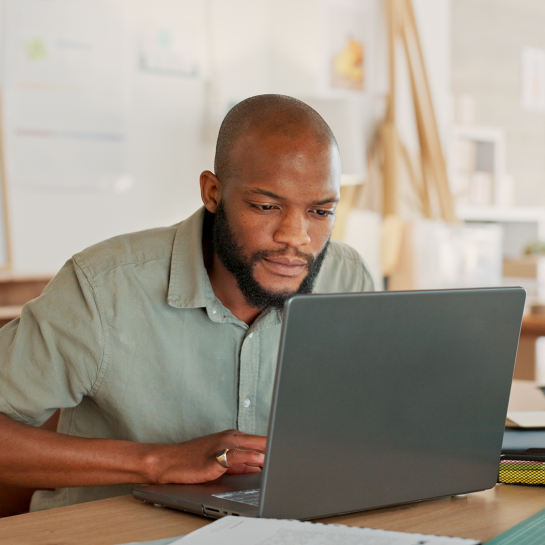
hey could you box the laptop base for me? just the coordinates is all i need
[133,473,261,518]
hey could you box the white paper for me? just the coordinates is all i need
[138,22,199,77]
[318,0,372,97]
[3,0,128,190]
[506,411,545,428]
[173,516,480,545]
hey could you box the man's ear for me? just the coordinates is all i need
[200,171,222,213]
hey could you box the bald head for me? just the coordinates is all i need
[214,94,338,182]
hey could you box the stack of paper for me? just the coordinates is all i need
[170,516,480,544]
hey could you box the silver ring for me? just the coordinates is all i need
[215,448,231,469]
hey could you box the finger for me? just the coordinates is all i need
[224,433,267,453]
[225,448,265,468]
[226,465,262,475]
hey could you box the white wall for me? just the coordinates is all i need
[6,0,451,275]
[452,0,545,206]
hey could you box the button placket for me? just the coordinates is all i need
[237,331,259,434]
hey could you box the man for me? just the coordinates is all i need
[0,95,374,511]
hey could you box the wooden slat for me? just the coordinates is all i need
[0,89,12,271]
[0,278,50,307]
[380,123,401,216]
[331,185,360,242]
[400,0,457,222]
[0,273,52,282]
[381,0,401,217]
[0,305,22,320]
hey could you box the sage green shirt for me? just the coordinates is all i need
[0,207,374,511]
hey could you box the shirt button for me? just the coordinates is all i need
[212,310,217,314]
[243,398,251,408]
[248,333,253,339]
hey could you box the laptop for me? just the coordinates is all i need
[133,287,526,520]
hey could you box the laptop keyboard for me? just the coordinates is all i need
[212,488,261,506]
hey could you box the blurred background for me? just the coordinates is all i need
[1,0,545,378]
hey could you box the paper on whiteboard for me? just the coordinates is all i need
[138,23,199,77]
[173,516,481,544]
[3,0,128,190]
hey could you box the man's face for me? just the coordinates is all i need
[211,129,340,310]
[212,201,330,310]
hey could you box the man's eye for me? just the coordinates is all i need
[252,204,277,211]
[313,209,334,217]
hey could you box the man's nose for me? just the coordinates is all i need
[273,211,311,248]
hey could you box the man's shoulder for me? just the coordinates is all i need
[314,239,375,293]
[73,223,180,279]
[325,238,365,263]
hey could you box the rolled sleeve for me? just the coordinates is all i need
[0,259,106,426]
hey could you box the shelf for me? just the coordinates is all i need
[457,206,545,239]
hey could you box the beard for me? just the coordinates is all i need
[210,201,330,312]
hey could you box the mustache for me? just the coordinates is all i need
[250,248,316,267]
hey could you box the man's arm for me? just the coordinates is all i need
[0,413,265,488]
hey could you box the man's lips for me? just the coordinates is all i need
[261,257,308,277]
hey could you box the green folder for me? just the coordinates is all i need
[119,539,180,545]
[487,508,545,544]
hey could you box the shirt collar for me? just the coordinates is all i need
[167,206,282,330]
[167,207,209,309]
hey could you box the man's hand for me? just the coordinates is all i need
[144,429,266,485]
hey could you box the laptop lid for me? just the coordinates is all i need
[258,287,525,519]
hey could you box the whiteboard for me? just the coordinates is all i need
[2,0,127,191]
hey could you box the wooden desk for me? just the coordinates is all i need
[0,485,545,545]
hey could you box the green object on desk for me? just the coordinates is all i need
[499,460,545,485]
[487,508,545,544]
[119,539,180,545]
